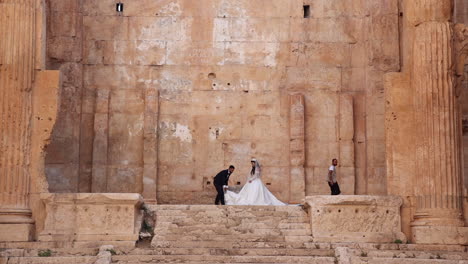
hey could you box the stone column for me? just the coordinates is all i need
[289,94,306,203]
[386,0,468,243]
[142,88,159,203]
[0,0,38,241]
[91,89,110,192]
[412,21,464,227]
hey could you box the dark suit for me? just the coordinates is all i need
[213,169,231,205]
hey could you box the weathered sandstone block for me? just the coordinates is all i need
[412,22,464,228]
[305,195,406,243]
[0,0,60,242]
[412,226,468,245]
[39,193,143,246]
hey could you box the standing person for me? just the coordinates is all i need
[213,165,235,205]
[327,159,341,195]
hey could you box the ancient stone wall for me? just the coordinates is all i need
[45,0,400,203]
[455,0,468,224]
[386,0,468,242]
[0,0,60,241]
[455,0,468,24]
[45,0,85,193]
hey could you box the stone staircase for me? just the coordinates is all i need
[0,247,99,264]
[1,205,468,264]
[111,204,336,263]
[111,205,468,264]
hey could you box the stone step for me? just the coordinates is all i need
[150,205,305,212]
[394,245,466,252]
[152,234,314,244]
[330,243,466,252]
[129,247,334,257]
[5,256,97,264]
[154,211,305,218]
[111,254,336,264]
[26,249,98,258]
[150,206,307,217]
[154,227,310,236]
[352,257,468,264]
[156,221,310,230]
[151,240,468,252]
[150,240,324,249]
[0,248,99,258]
[366,249,468,260]
[155,215,309,224]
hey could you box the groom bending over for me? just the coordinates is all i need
[213,165,235,205]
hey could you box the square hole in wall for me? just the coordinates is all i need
[116,2,124,12]
[303,5,310,18]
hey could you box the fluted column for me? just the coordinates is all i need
[412,21,464,227]
[0,0,37,240]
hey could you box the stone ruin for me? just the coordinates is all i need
[1,0,468,263]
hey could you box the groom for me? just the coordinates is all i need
[213,165,235,205]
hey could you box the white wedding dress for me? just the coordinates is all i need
[224,161,286,206]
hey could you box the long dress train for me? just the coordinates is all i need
[224,161,286,206]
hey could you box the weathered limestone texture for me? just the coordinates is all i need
[43,0,401,203]
[0,0,37,241]
[412,22,464,228]
[409,1,468,245]
[386,0,468,244]
[305,195,406,243]
[0,0,58,242]
[455,24,468,98]
[3,205,468,262]
[337,95,355,195]
[95,245,113,264]
[385,72,415,238]
[39,193,143,247]
[456,9,468,228]
[289,94,305,203]
[412,226,468,245]
[455,0,468,23]
[30,71,60,240]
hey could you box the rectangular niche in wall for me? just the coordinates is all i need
[303,5,310,18]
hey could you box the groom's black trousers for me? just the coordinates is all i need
[214,184,225,205]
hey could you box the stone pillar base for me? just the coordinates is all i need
[412,226,468,245]
[0,224,33,242]
[38,193,143,246]
[305,195,406,243]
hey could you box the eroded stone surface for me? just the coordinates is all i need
[0,0,60,242]
[385,0,468,243]
[43,0,400,204]
[305,196,406,243]
[38,193,143,245]
[1,0,468,249]
[1,206,468,263]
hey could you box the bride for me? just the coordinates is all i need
[224,159,286,206]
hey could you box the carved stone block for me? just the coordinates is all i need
[305,195,406,243]
[39,193,143,246]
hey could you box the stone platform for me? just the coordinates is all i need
[305,195,407,243]
[0,205,468,264]
[0,204,467,263]
[38,193,143,247]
